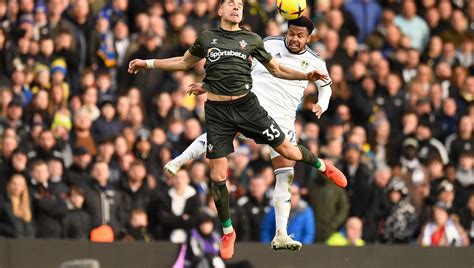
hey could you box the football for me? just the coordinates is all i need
[276,0,307,20]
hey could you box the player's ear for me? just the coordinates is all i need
[218,5,223,17]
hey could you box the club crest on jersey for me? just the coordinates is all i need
[239,40,248,49]
[211,39,218,45]
[300,60,309,70]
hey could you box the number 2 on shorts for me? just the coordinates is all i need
[263,124,281,141]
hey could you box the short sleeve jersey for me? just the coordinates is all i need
[188,27,272,96]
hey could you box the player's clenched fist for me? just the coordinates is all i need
[128,59,147,74]
[187,83,207,96]
[312,104,323,119]
[306,69,329,82]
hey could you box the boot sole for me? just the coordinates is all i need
[271,243,302,251]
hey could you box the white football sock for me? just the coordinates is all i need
[173,133,207,165]
[273,167,294,236]
[317,158,326,172]
[223,226,234,235]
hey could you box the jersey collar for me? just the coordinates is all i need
[283,37,308,55]
[218,26,244,33]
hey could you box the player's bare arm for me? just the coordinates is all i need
[263,59,328,81]
[128,51,202,74]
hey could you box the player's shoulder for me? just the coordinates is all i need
[304,46,325,62]
[201,28,218,36]
[197,29,216,41]
[263,36,285,46]
[263,35,285,43]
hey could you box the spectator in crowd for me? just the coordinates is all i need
[95,138,121,183]
[308,171,349,242]
[400,138,422,172]
[122,209,152,242]
[0,174,34,238]
[236,175,270,242]
[343,0,381,42]
[30,129,71,165]
[338,143,373,221]
[0,98,29,139]
[47,157,69,194]
[427,158,448,205]
[383,179,418,244]
[178,212,224,268]
[62,186,90,239]
[454,150,474,208]
[189,161,210,204]
[91,100,125,143]
[154,169,201,243]
[419,201,469,247]
[458,193,474,244]
[327,217,365,246]
[394,0,430,51]
[83,161,124,238]
[66,146,92,187]
[71,110,97,156]
[364,166,392,242]
[2,148,29,182]
[118,160,151,217]
[445,115,473,165]
[29,160,67,238]
[415,119,449,165]
[436,180,456,214]
[261,184,315,245]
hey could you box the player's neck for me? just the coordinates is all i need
[220,20,241,32]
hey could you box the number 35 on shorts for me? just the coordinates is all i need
[262,124,281,141]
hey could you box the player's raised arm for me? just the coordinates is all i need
[263,59,328,81]
[128,51,202,74]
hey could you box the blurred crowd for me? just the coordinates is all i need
[0,0,473,258]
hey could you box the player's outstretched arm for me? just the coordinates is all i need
[128,51,202,74]
[263,59,329,81]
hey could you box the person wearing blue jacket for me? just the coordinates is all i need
[261,185,315,245]
[343,0,382,42]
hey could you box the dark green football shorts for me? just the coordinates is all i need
[205,92,286,159]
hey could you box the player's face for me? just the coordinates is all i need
[285,25,310,53]
[218,0,244,24]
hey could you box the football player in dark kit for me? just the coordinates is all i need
[129,0,347,259]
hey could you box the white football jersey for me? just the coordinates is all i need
[251,36,332,125]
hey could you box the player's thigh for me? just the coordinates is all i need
[205,103,237,159]
[236,94,285,148]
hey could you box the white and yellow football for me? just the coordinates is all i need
[276,0,307,20]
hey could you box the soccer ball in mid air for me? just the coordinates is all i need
[276,0,307,20]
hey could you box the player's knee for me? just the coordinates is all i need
[275,144,298,161]
[210,169,227,182]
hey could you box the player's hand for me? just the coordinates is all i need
[306,69,329,81]
[312,103,323,119]
[128,59,146,74]
[186,83,207,96]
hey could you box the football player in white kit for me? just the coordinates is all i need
[165,17,335,250]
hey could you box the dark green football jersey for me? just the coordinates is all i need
[188,27,272,96]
